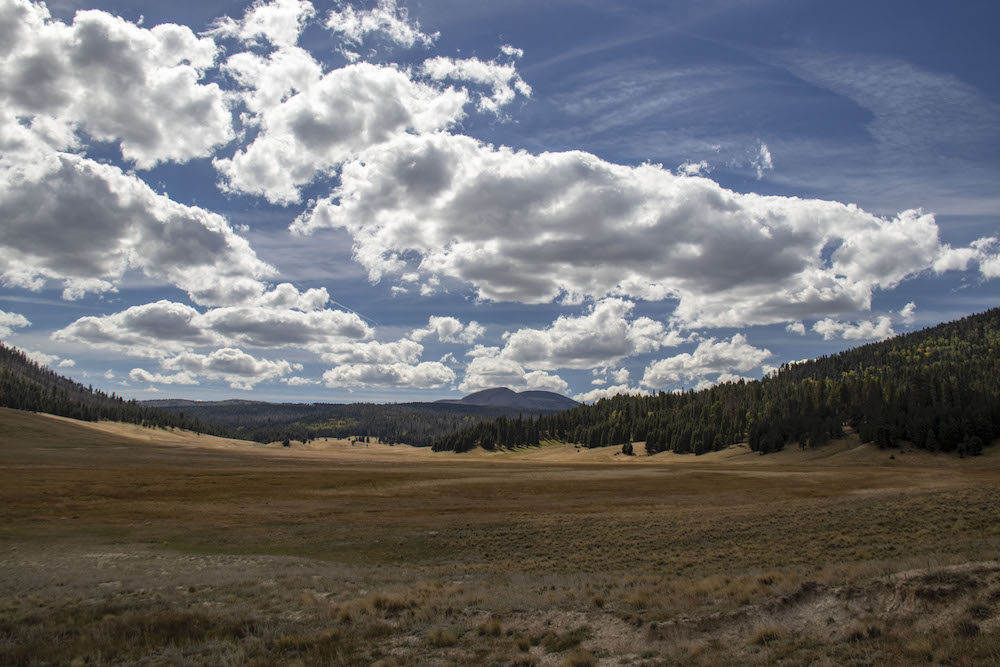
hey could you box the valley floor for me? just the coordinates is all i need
[1,407,999,665]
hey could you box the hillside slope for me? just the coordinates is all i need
[434,307,1000,454]
[0,342,226,436]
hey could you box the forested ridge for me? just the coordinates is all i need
[0,341,555,445]
[433,308,1000,456]
[0,343,229,436]
[148,399,551,446]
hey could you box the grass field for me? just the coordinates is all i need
[1,407,999,665]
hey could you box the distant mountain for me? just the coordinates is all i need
[437,387,579,411]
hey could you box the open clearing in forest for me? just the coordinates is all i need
[2,407,999,665]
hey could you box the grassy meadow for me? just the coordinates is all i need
[1,407,999,665]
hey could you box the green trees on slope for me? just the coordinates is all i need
[433,308,1000,455]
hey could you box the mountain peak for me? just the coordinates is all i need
[438,387,578,411]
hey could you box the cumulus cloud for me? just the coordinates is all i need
[159,348,297,390]
[422,51,531,115]
[677,160,710,176]
[573,384,650,404]
[323,361,455,389]
[282,376,320,386]
[812,316,895,341]
[205,0,315,48]
[215,62,468,204]
[0,309,30,337]
[641,334,771,389]
[22,348,59,367]
[53,297,372,357]
[899,301,916,325]
[57,358,76,368]
[934,237,1000,278]
[410,316,484,344]
[693,371,753,392]
[458,354,568,394]
[294,131,971,328]
[325,0,438,48]
[319,338,422,365]
[129,368,199,385]
[785,321,806,335]
[0,151,274,305]
[0,0,231,167]
[499,298,683,370]
[54,300,218,357]
[199,305,372,348]
[221,45,324,117]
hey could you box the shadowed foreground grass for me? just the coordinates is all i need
[1,408,999,665]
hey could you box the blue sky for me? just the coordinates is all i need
[0,0,997,403]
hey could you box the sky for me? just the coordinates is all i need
[0,0,998,404]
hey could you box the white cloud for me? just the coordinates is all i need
[215,62,468,204]
[410,316,484,344]
[934,237,1000,279]
[323,361,455,389]
[325,0,438,48]
[458,354,568,394]
[54,297,372,357]
[103,369,115,380]
[693,371,753,392]
[812,316,895,341]
[0,309,30,337]
[250,283,330,311]
[22,348,59,367]
[499,298,683,370]
[129,368,199,385]
[0,151,274,305]
[294,131,968,327]
[500,44,524,59]
[54,300,214,357]
[641,334,771,388]
[282,376,319,386]
[785,321,806,335]
[573,384,650,404]
[899,301,916,325]
[221,45,324,117]
[422,51,531,114]
[751,140,773,179]
[205,0,315,48]
[1,0,232,168]
[57,358,76,368]
[160,348,297,390]
[677,160,710,176]
[319,338,422,365]
[612,368,630,384]
[198,305,372,348]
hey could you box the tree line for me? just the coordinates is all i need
[433,308,1000,456]
[0,343,229,436]
[0,342,553,446]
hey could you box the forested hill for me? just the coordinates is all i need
[433,308,1000,456]
[145,399,563,446]
[0,340,567,446]
[0,342,227,436]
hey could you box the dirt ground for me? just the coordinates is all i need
[2,407,999,665]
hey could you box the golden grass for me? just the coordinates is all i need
[2,407,999,665]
